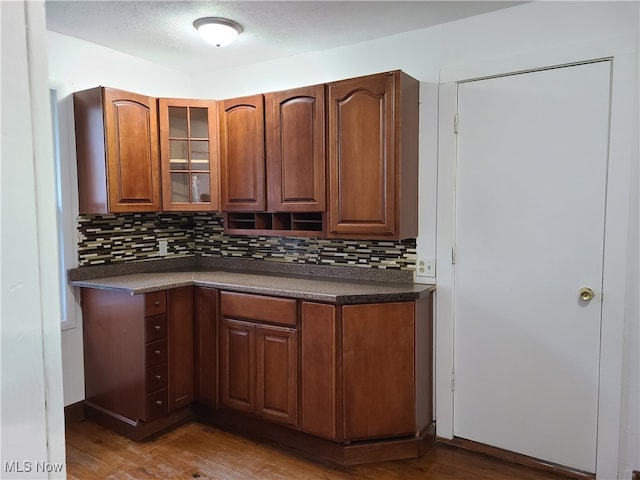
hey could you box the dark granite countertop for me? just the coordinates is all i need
[68,258,434,305]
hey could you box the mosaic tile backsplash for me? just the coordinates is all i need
[78,213,417,270]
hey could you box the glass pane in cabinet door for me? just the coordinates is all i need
[169,107,188,137]
[190,140,209,170]
[190,108,209,138]
[170,140,188,170]
[171,173,190,202]
[191,174,210,203]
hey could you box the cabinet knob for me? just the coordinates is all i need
[155,350,161,356]
[155,325,161,331]
[154,301,160,306]
[155,374,162,380]
[155,400,163,406]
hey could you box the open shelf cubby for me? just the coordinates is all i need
[224,212,324,237]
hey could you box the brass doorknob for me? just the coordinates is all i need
[579,287,595,302]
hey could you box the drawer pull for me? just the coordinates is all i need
[155,325,161,331]
[155,375,162,380]
[155,400,163,406]
[155,350,161,356]
[154,301,160,306]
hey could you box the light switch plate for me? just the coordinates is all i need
[416,257,435,278]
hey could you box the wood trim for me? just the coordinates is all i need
[85,401,194,442]
[632,470,640,480]
[64,401,86,425]
[436,436,595,480]
[195,406,435,466]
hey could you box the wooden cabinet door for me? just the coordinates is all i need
[219,94,266,211]
[194,287,218,408]
[159,98,220,211]
[103,88,161,212]
[74,87,161,213]
[255,325,298,426]
[221,318,256,413]
[341,301,415,440]
[167,286,194,411]
[300,302,337,439]
[265,85,325,212]
[327,71,419,239]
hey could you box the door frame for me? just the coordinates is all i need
[435,35,637,479]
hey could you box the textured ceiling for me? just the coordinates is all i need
[45,1,523,74]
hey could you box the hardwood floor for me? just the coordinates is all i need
[66,420,574,480]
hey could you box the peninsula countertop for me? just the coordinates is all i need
[69,267,434,305]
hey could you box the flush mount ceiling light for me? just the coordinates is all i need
[193,17,243,47]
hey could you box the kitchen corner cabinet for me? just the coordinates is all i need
[327,70,419,240]
[73,87,161,214]
[219,94,266,211]
[82,286,194,439]
[220,292,298,427]
[300,297,433,447]
[159,98,220,211]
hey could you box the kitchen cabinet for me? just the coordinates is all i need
[265,85,325,212]
[300,302,338,440]
[219,94,266,211]
[73,87,161,213]
[221,86,325,236]
[300,299,432,445]
[167,286,194,411]
[159,98,220,211]
[220,292,298,427]
[194,287,218,408]
[327,70,419,240]
[341,301,416,440]
[82,287,193,440]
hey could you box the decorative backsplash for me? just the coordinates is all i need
[77,212,417,270]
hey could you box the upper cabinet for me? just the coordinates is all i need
[158,99,220,211]
[265,85,325,212]
[219,94,266,211]
[74,87,161,214]
[220,87,326,237]
[327,71,419,240]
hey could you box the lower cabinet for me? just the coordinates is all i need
[82,286,194,439]
[219,292,298,427]
[194,287,218,408]
[300,297,433,446]
[82,283,434,464]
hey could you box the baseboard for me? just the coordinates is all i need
[64,401,86,425]
[195,405,435,466]
[436,436,595,480]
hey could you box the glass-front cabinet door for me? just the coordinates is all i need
[159,98,219,211]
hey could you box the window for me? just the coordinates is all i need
[50,86,78,330]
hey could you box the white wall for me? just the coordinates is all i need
[2,1,66,478]
[47,1,638,478]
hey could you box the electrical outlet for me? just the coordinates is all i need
[416,257,435,277]
[158,239,168,256]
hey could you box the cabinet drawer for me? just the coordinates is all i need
[220,292,297,326]
[145,315,167,343]
[146,389,168,421]
[145,363,168,393]
[145,291,166,317]
[145,339,168,367]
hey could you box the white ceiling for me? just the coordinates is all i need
[45,1,523,74]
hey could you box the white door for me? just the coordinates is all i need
[453,61,611,473]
